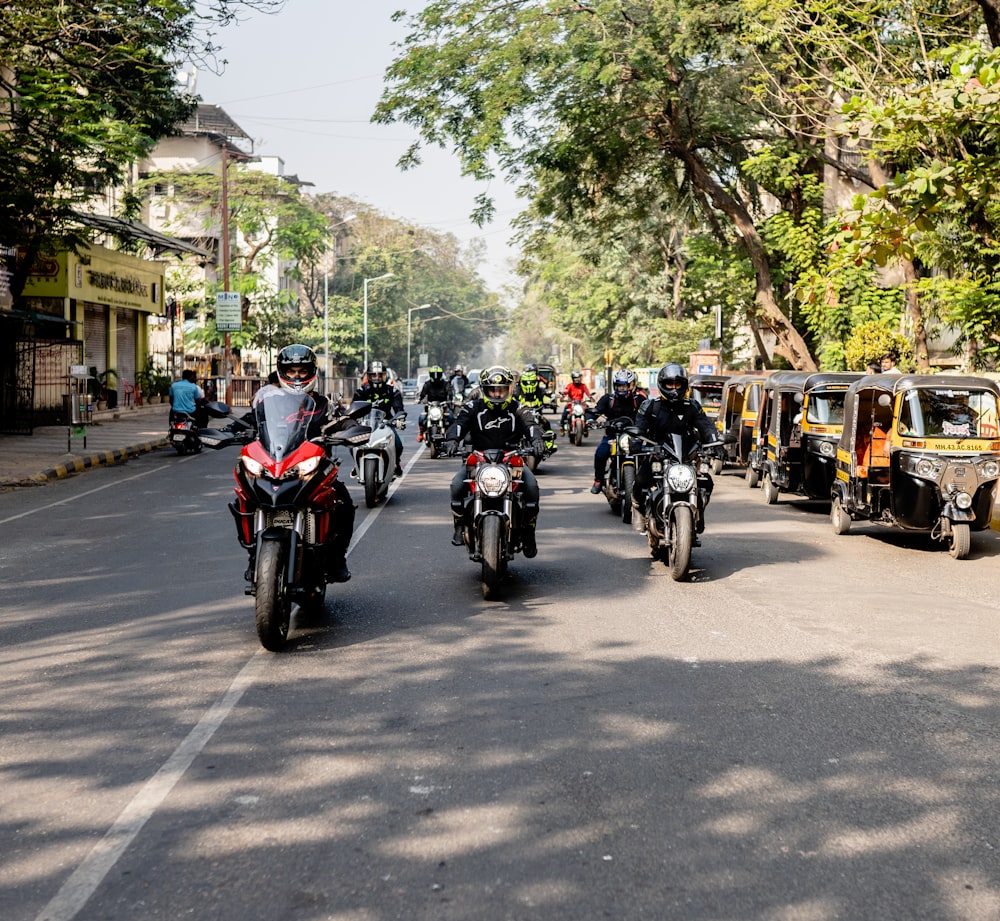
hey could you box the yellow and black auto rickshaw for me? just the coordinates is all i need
[713,372,768,475]
[758,371,861,504]
[831,373,1000,558]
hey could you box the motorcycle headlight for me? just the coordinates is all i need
[954,491,973,510]
[429,406,443,421]
[573,404,585,416]
[618,433,631,453]
[289,456,321,478]
[666,463,696,493]
[242,456,265,477]
[476,463,510,497]
[651,460,663,473]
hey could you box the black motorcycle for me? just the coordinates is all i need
[633,432,721,581]
[600,416,639,523]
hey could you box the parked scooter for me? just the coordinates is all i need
[455,446,534,600]
[633,432,723,581]
[168,403,230,455]
[199,394,372,651]
[351,405,407,508]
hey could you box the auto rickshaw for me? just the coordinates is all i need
[690,373,730,473]
[831,373,1000,558]
[713,372,768,474]
[759,371,862,503]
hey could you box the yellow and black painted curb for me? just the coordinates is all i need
[23,439,169,485]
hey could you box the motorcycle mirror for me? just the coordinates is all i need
[347,400,373,418]
[198,430,237,450]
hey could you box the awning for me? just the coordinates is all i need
[72,212,212,260]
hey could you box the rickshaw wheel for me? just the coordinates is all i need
[831,497,851,535]
[761,472,779,505]
[948,522,971,560]
[746,465,759,488]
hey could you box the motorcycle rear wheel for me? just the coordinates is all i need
[620,465,635,525]
[666,506,693,581]
[255,540,291,651]
[363,456,379,508]
[480,515,506,600]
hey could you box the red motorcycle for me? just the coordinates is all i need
[456,447,532,600]
[203,393,371,650]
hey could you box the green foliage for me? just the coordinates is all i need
[0,0,282,301]
[843,320,912,372]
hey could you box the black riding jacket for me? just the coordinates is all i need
[352,382,404,417]
[447,398,543,450]
[418,379,451,403]
[595,391,646,424]
[635,396,717,447]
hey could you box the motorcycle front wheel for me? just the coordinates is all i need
[572,419,584,447]
[480,515,506,600]
[255,540,291,651]
[363,455,379,508]
[620,465,635,525]
[666,506,693,581]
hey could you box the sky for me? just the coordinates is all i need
[191,0,523,293]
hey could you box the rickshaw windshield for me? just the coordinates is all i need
[898,387,1000,439]
[254,392,318,462]
[743,383,762,413]
[806,391,847,425]
[691,385,723,415]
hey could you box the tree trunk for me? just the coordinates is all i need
[681,148,818,371]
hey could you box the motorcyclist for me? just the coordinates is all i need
[515,368,557,456]
[352,359,406,477]
[444,366,546,557]
[559,370,593,435]
[417,365,453,441]
[256,344,355,583]
[449,366,470,401]
[632,362,719,530]
[169,368,208,428]
[590,369,647,494]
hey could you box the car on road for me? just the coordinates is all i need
[401,378,419,400]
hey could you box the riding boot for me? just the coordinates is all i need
[326,504,355,583]
[521,507,539,558]
[451,513,465,546]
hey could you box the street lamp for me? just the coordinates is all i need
[362,272,394,371]
[407,303,432,380]
[323,215,355,392]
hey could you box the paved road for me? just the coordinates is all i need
[2,423,1000,921]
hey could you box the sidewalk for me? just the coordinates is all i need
[0,402,172,488]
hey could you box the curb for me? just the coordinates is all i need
[21,439,169,485]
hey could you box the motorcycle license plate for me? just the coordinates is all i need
[171,434,187,443]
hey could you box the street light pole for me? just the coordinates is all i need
[407,303,432,380]
[362,272,393,371]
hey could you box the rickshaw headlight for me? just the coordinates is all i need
[666,464,696,493]
[955,491,974,510]
[915,458,937,478]
[476,464,510,497]
[978,459,1000,479]
[818,440,835,457]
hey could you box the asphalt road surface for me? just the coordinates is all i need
[3,416,1000,921]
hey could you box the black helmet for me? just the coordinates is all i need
[429,365,444,382]
[481,366,515,409]
[367,360,387,386]
[276,344,318,393]
[524,362,538,372]
[657,363,687,401]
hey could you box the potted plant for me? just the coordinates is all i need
[153,373,172,403]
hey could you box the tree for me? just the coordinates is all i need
[0,0,282,302]
[376,0,816,369]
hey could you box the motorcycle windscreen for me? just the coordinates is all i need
[254,392,317,463]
